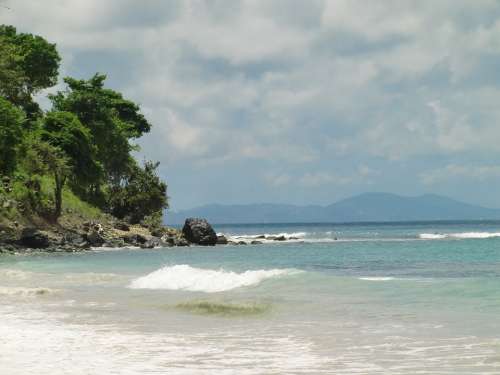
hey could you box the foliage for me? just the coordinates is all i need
[0,97,25,175]
[23,139,72,220]
[108,161,168,224]
[0,25,60,118]
[0,24,168,225]
[50,74,151,185]
[41,111,103,195]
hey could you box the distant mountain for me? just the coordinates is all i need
[164,192,500,225]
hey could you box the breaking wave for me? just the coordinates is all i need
[128,264,300,293]
[419,232,500,240]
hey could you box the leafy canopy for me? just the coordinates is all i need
[50,74,152,183]
[0,25,60,118]
[0,97,25,175]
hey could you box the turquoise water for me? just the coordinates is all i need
[1,221,500,374]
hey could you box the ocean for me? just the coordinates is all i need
[1,221,500,374]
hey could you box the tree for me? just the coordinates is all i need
[41,111,103,197]
[108,161,168,224]
[24,140,72,221]
[0,97,24,175]
[0,25,60,118]
[49,74,152,186]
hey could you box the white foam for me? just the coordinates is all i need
[0,269,35,280]
[129,265,299,293]
[451,232,500,239]
[359,277,395,281]
[419,233,447,239]
[0,305,328,375]
[420,232,500,240]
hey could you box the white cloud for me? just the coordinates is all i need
[4,0,500,207]
[421,164,500,185]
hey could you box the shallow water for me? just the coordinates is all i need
[1,221,500,374]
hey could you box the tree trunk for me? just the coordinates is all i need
[53,173,65,221]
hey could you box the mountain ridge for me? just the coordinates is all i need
[164,192,500,225]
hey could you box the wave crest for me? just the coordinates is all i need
[420,232,500,240]
[128,265,299,293]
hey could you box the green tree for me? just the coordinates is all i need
[0,25,60,118]
[50,74,151,186]
[24,140,72,221]
[108,161,168,224]
[0,97,25,175]
[41,111,103,197]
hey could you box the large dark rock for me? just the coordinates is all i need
[182,218,217,246]
[19,228,50,248]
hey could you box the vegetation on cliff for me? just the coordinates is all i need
[0,25,167,230]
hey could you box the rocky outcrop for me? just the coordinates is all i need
[19,228,50,248]
[182,218,217,246]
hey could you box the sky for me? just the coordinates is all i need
[2,0,500,210]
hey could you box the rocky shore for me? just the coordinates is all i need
[0,216,303,254]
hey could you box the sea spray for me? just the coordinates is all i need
[128,264,300,293]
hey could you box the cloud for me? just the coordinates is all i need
[421,164,500,185]
[3,0,500,208]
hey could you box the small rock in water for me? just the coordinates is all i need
[140,238,159,249]
[250,240,262,245]
[216,235,228,245]
[237,241,247,245]
[273,235,286,241]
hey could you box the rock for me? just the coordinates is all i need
[238,241,247,245]
[160,234,176,246]
[150,228,165,237]
[140,238,160,249]
[86,229,105,246]
[174,237,190,246]
[289,237,299,240]
[273,235,286,241]
[114,222,130,231]
[123,233,148,246]
[255,235,266,239]
[63,232,89,248]
[250,240,263,245]
[266,236,276,240]
[19,228,50,249]
[216,235,228,245]
[182,218,217,246]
